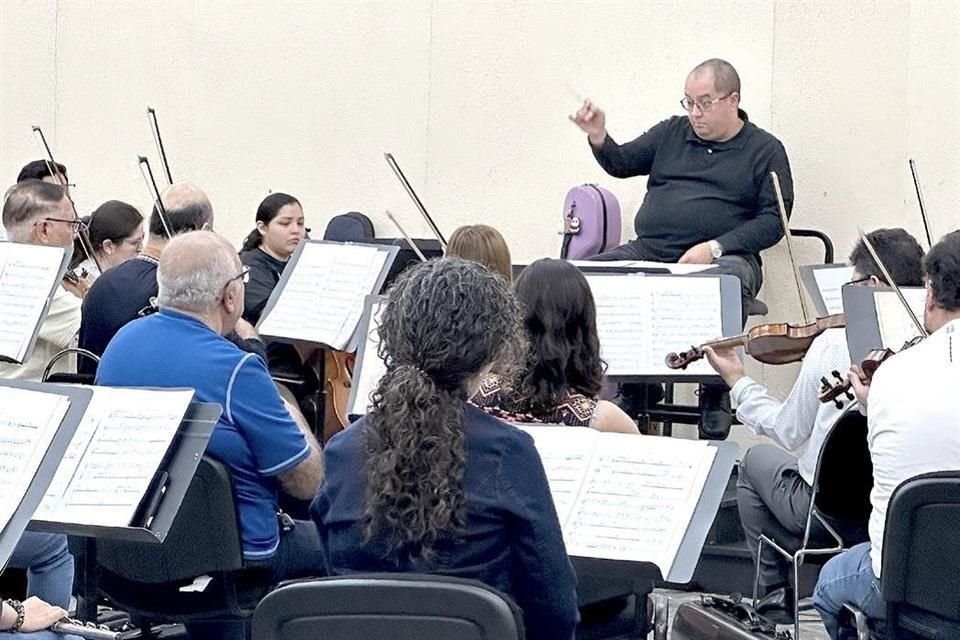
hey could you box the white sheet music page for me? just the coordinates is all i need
[0,243,65,363]
[515,426,596,526]
[875,289,927,349]
[562,434,716,576]
[35,387,193,528]
[0,387,71,533]
[813,266,855,315]
[349,299,387,416]
[567,260,713,275]
[258,242,389,350]
[588,274,722,376]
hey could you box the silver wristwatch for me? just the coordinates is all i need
[708,240,724,259]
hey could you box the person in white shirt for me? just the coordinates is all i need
[704,228,925,621]
[0,180,83,381]
[812,230,960,639]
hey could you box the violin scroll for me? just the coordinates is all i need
[665,346,703,370]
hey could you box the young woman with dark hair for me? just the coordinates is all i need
[72,200,144,279]
[472,258,638,433]
[239,193,306,324]
[311,257,579,640]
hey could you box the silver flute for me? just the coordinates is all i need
[51,618,121,640]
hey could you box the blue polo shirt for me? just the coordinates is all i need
[96,308,310,560]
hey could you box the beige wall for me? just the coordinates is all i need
[2,0,958,407]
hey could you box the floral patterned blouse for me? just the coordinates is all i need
[470,373,597,427]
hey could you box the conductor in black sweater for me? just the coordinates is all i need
[571,58,794,439]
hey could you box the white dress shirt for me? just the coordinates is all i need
[730,327,853,485]
[866,317,960,577]
[0,285,81,381]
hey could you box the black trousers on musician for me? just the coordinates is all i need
[589,240,763,440]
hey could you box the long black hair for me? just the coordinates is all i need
[363,257,525,557]
[509,258,604,414]
[240,192,301,252]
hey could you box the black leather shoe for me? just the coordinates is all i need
[698,384,732,440]
[755,586,795,624]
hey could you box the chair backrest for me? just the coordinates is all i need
[811,407,872,538]
[96,456,245,584]
[251,574,526,640]
[881,471,960,629]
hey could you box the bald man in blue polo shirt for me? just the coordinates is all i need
[97,231,324,638]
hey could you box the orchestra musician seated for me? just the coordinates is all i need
[311,257,579,640]
[71,200,144,281]
[95,230,325,640]
[702,228,925,623]
[78,183,265,375]
[1,596,79,640]
[0,180,83,381]
[445,224,514,281]
[16,160,70,196]
[813,230,960,639]
[570,58,794,439]
[472,258,639,433]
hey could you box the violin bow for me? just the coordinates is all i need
[383,152,447,248]
[770,171,811,323]
[857,227,928,338]
[137,156,173,238]
[384,210,427,262]
[30,125,104,274]
[147,107,174,185]
[907,159,933,248]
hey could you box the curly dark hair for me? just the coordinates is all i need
[924,230,960,312]
[363,257,525,557]
[508,258,604,415]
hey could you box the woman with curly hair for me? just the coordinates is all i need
[472,258,638,433]
[311,257,578,640]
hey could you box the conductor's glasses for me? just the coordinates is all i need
[680,94,732,113]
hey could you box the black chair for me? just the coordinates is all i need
[847,471,960,640]
[42,347,99,384]
[94,457,270,630]
[252,574,525,640]
[752,406,872,639]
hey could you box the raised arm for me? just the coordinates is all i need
[570,100,669,178]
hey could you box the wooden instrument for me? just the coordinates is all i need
[322,350,356,442]
[666,313,846,369]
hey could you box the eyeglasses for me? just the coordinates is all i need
[680,94,732,113]
[38,217,88,232]
[226,266,250,286]
[846,275,887,287]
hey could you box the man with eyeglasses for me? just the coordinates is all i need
[570,58,792,440]
[96,230,325,640]
[701,228,925,623]
[0,179,83,381]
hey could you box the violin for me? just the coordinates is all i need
[322,350,356,442]
[666,313,846,369]
[818,335,924,407]
[62,268,93,299]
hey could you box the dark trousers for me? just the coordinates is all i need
[590,240,763,440]
[185,519,326,640]
[738,444,829,591]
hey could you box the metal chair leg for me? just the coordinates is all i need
[752,536,765,605]
[793,555,802,640]
[651,592,669,640]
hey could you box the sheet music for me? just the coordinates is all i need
[812,265,855,315]
[258,242,390,350]
[587,274,722,376]
[875,288,927,350]
[566,260,714,275]
[349,299,387,416]
[517,427,717,576]
[564,434,715,575]
[35,387,193,528]
[0,387,71,533]
[0,243,66,363]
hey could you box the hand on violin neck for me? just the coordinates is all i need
[847,365,871,408]
[702,345,745,388]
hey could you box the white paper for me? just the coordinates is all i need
[0,387,71,533]
[349,299,387,416]
[875,288,927,350]
[587,274,723,376]
[0,243,66,363]
[258,242,390,350]
[565,259,714,275]
[517,427,717,578]
[35,387,193,528]
[812,265,855,315]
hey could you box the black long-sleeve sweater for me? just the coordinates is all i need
[592,112,794,262]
